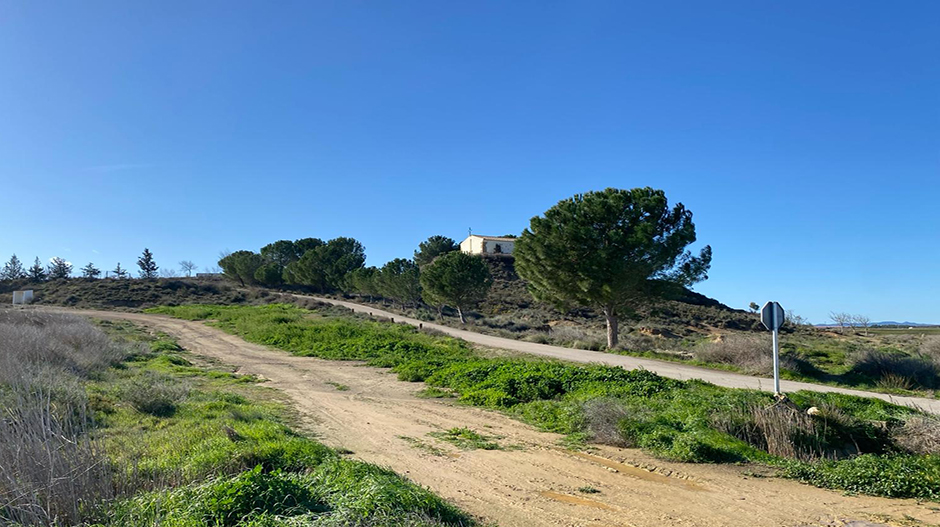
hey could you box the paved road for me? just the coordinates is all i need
[299,294,940,414]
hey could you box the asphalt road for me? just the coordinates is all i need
[300,294,940,414]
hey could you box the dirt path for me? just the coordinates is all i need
[66,311,940,527]
[61,308,939,527]
[299,295,940,415]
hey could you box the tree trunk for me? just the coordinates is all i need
[457,306,466,324]
[604,308,618,349]
[437,305,444,321]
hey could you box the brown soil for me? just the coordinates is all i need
[61,309,940,527]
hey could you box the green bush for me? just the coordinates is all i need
[780,454,940,500]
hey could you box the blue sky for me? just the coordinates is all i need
[1,1,938,323]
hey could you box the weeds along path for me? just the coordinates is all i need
[299,295,940,415]
[54,308,939,527]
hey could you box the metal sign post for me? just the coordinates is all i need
[760,301,785,395]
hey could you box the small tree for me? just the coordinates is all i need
[112,263,129,279]
[1,254,26,280]
[829,311,851,334]
[515,187,712,349]
[80,262,101,279]
[137,248,158,279]
[378,258,421,308]
[748,302,759,313]
[28,257,46,282]
[420,252,492,323]
[179,260,197,277]
[414,235,459,268]
[47,257,72,280]
[853,314,871,336]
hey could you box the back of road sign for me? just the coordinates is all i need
[761,301,785,331]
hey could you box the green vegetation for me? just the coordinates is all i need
[148,304,940,501]
[514,187,712,349]
[414,235,459,268]
[428,428,502,451]
[379,258,422,307]
[0,310,474,526]
[420,251,493,323]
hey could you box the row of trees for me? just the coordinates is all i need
[218,235,493,323]
[829,311,872,334]
[220,188,712,348]
[0,249,178,281]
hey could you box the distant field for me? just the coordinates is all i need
[868,326,940,335]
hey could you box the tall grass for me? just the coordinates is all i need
[0,310,128,526]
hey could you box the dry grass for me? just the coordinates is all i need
[893,415,940,455]
[0,309,129,526]
[849,348,940,389]
[581,398,631,446]
[693,334,813,375]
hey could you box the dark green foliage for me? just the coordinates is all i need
[112,263,128,279]
[193,466,326,526]
[1,254,26,280]
[81,262,101,279]
[379,258,422,307]
[414,235,459,268]
[28,257,46,282]
[283,237,365,291]
[137,248,159,279]
[293,237,325,256]
[219,250,263,286]
[420,252,493,323]
[260,240,301,267]
[514,187,712,348]
[48,256,72,279]
[253,263,284,287]
[347,266,379,299]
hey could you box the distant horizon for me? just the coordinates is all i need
[2,2,938,324]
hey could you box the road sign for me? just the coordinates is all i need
[760,301,785,396]
[761,301,785,331]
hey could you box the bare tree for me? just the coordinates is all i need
[785,309,809,328]
[853,314,871,336]
[829,311,851,334]
[179,260,197,277]
[159,268,178,278]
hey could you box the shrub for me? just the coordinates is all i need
[893,415,940,455]
[849,348,940,389]
[123,370,191,416]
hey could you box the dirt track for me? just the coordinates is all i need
[299,295,940,415]
[62,309,940,527]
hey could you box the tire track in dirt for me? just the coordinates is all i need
[63,309,940,527]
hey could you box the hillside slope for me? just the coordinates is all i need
[477,256,760,336]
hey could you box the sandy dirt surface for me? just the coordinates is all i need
[299,295,940,415]
[65,309,939,527]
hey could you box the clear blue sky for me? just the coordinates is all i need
[1,1,938,323]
